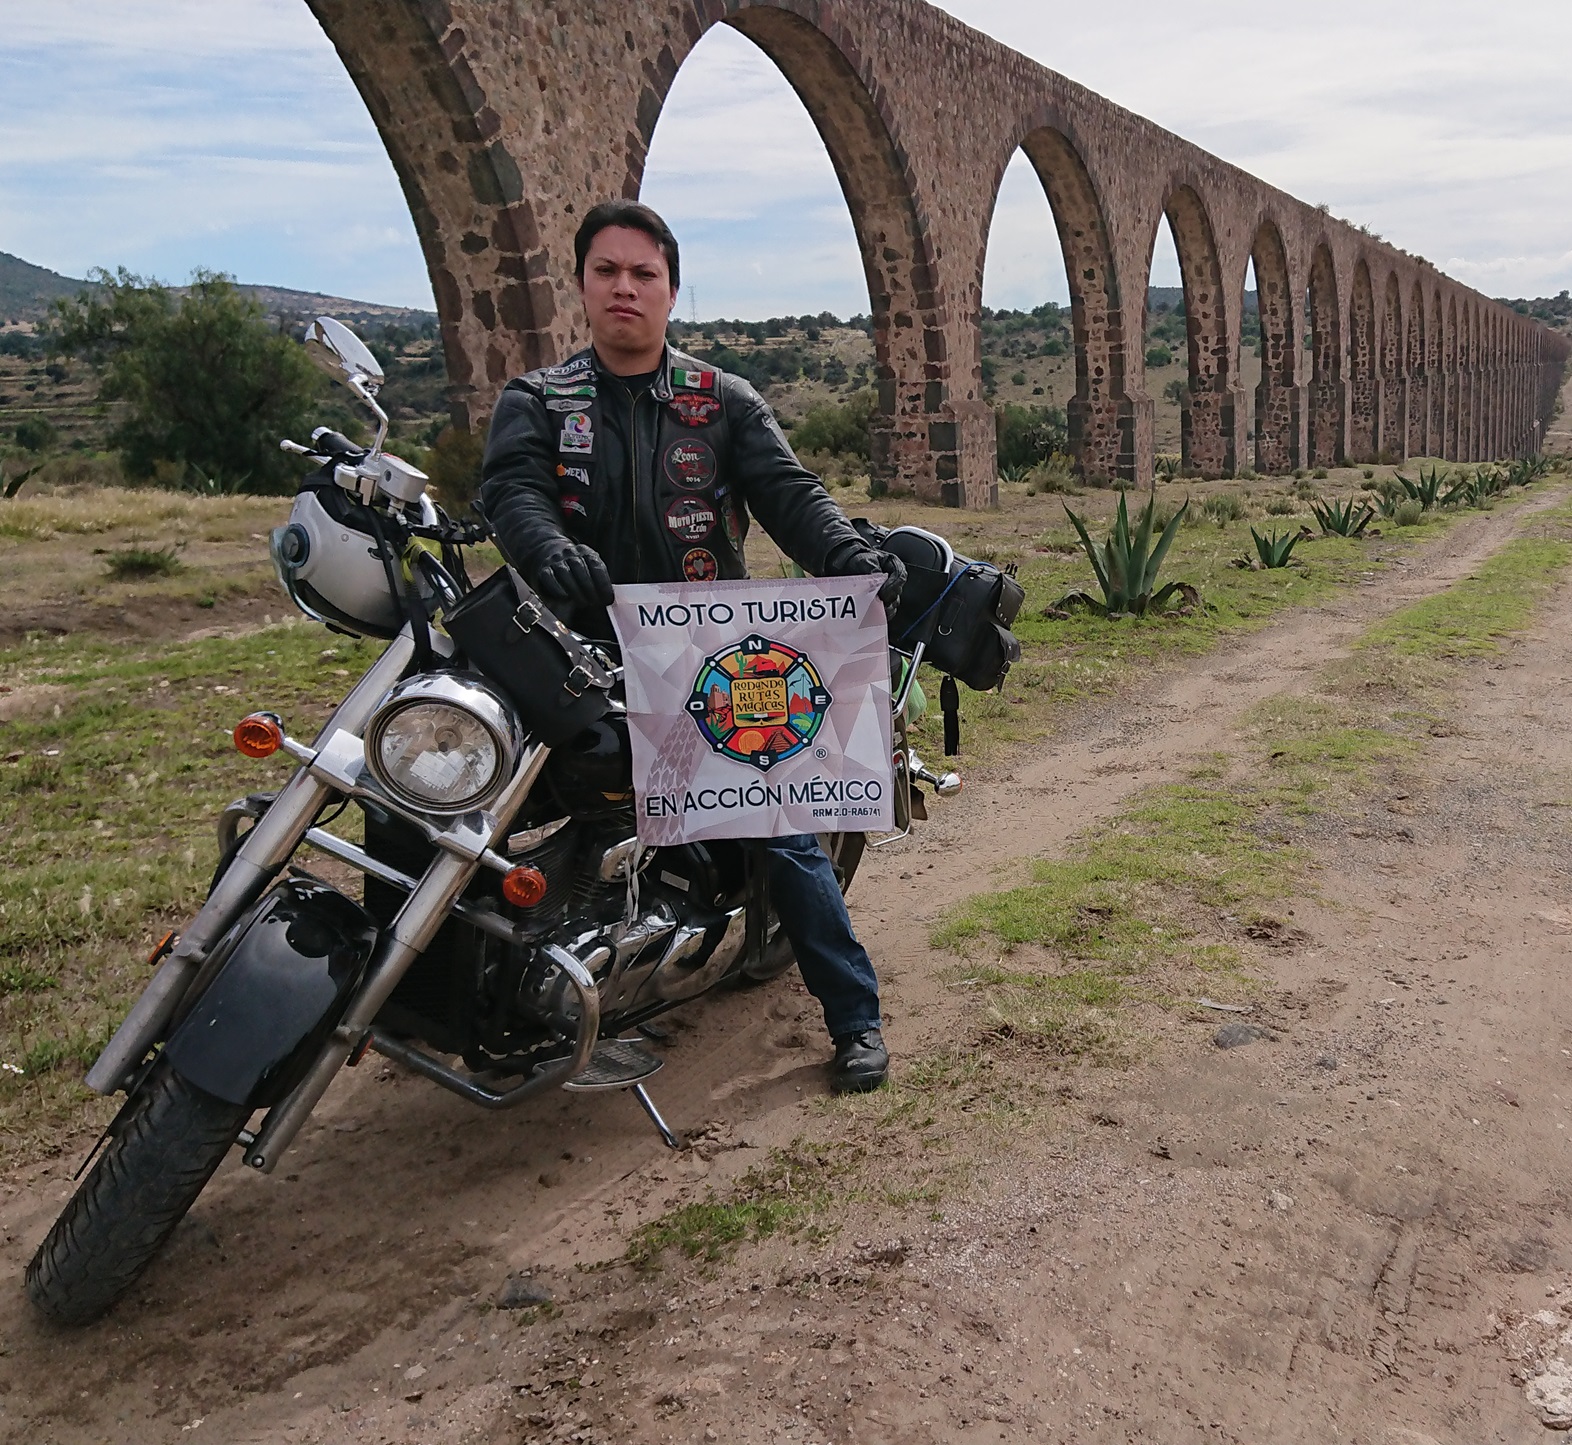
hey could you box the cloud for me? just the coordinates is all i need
[0,0,1567,319]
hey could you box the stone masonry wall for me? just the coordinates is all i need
[307,0,1570,503]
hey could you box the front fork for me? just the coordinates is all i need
[84,630,418,1096]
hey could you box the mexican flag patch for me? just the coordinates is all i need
[670,367,716,391]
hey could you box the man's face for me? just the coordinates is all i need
[578,225,676,363]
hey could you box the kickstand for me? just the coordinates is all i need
[631,1083,683,1150]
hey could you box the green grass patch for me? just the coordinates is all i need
[0,619,377,1160]
[626,1141,855,1270]
[1360,535,1572,658]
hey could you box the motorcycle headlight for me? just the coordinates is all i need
[363,674,520,815]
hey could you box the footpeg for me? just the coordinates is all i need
[563,1037,663,1091]
[562,1039,684,1150]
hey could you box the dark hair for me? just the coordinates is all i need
[573,200,680,292]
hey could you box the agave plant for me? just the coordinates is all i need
[1395,465,1447,510]
[1249,526,1300,568]
[1310,495,1375,537]
[1505,454,1550,488]
[1057,493,1198,618]
[1154,453,1182,482]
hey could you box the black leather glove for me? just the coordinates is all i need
[834,548,907,612]
[534,542,614,610]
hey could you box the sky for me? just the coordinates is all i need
[1,1,1568,319]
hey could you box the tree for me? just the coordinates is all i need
[995,403,1068,471]
[48,268,320,492]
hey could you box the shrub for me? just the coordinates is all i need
[1312,467,1328,480]
[428,424,484,508]
[1024,453,1077,495]
[1201,491,1246,525]
[14,417,56,452]
[1010,370,1027,387]
[1144,344,1173,369]
[1393,498,1424,527]
[790,388,875,462]
[1265,495,1297,515]
[995,402,1068,472]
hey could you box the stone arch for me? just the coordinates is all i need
[1250,217,1298,473]
[1379,271,1405,459]
[1427,287,1444,458]
[1461,301,1479,460]
[1306,242,1343,466]
[306,0,569,424]
[1406,278,1426,458]
[680,7,963,501]
[1348,259,1378,462]
[1151,184,1232,477]
[984,120,1127,482]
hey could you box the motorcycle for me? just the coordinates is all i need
[26,318,1014,1326]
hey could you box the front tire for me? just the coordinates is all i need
[26,1059,249,1325]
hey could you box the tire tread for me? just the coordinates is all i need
[26,1060,248,1325]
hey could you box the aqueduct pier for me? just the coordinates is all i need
[309,0,1571,505]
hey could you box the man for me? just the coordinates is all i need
[480,199,904,1094]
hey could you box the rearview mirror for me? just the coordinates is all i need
[304,316,384,392]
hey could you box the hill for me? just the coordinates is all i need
[0,253,83,324]
[0,251,436,331]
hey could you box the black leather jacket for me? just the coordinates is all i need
[479,344,875,606]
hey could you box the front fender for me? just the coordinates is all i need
[163,879,379,1108]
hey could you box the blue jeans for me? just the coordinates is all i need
[763,834,881,1041]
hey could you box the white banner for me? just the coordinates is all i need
[609,576,895,844]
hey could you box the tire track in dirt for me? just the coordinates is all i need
[1,489,1566,1444]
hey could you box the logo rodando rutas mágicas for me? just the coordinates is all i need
[685,635,832,770]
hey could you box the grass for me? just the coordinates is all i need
[626,1142,855,1270]
[104,542,184,579]
[931,484,1572,1074]
[1359,536,1572,658]
[0,619,377,1161]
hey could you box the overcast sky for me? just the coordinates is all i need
[1,1,1567,318]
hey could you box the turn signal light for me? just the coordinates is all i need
[233,714,284,759]
[501,865,549,908]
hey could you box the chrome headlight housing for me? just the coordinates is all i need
[363,674,521,816]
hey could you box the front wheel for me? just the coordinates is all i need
[26,1059,249,1325]
[741,831,866,982]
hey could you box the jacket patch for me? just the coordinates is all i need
[722,500,744,553]
[670,366,716,391]
[561,493,587,517]
[681,547,719,582]
[663,438,717,490]
[664,496,718,542]
[556,464,590,486]
[559,412,594,453]
[668,394,721,428]
[546,394,592,411]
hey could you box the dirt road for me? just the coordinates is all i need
[7,495,1572,1444]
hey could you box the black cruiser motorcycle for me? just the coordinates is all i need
[25,319,1020,1325]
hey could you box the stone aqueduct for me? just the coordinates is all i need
[309,0,1570,507]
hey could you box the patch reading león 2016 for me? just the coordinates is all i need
[663,438,717,489]
[686,635,832,771]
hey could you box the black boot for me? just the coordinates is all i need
[830,1028,888,1094]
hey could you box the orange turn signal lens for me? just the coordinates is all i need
[501,865,549,909]
[233,714,284,759]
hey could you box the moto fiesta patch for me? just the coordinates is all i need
[663,438,717,489]
[664,496,717,542]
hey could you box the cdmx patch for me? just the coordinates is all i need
[685,635,832,771]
